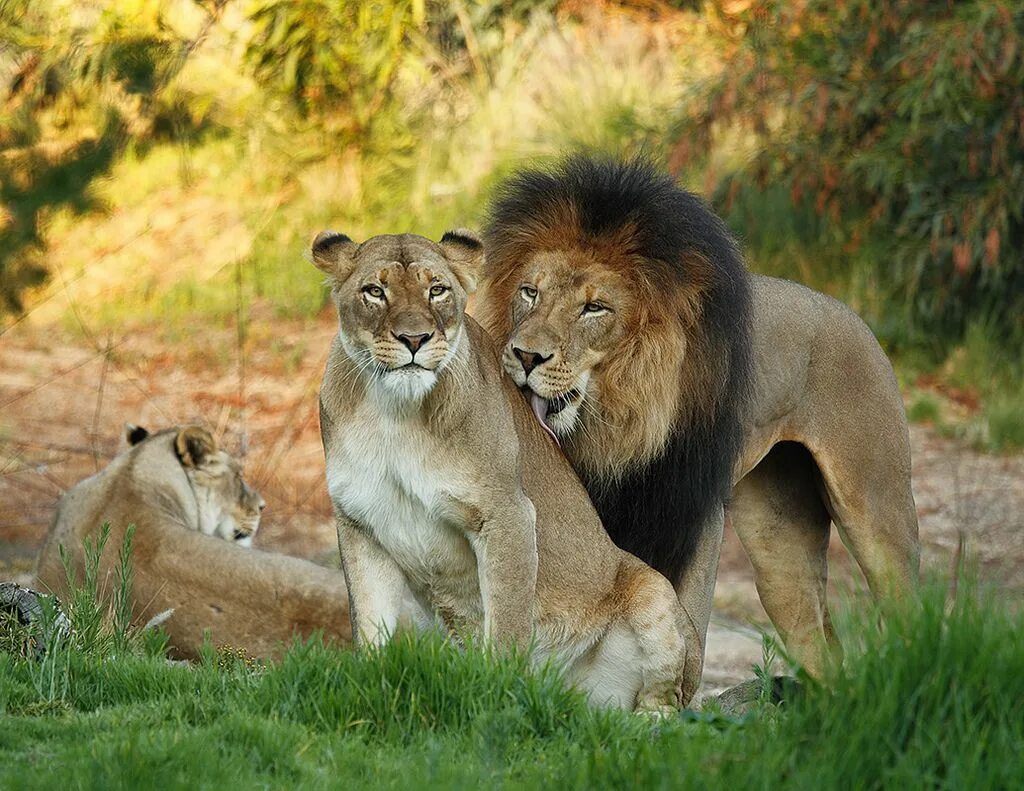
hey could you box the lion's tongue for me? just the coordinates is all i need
[529,392,560,446]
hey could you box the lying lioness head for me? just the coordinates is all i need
[312,230,481,405]
[126,424,265,546]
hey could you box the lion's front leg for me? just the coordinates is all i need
[467,494,539,651]
[674,503,726,704]
[335,512,409,648]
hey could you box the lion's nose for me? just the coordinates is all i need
[512,347,552,375]
[395,332,433,354]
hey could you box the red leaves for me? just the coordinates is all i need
[953,242,972,275]
[984,227,1001,267]
[813,83,829,130]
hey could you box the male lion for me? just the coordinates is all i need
[314,229,686,713]
[475,156,920,691]
[35,425,351,658]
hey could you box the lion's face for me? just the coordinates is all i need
[500,250,639,437]
[129,425,265,546]
[312,231,482,404]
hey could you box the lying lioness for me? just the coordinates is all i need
[314,230,686,712]
[35,424,352,658]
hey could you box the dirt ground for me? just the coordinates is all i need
[2,314,1022,696]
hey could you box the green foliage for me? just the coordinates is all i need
[244,0,424,133]
[53,522,141,655]
[907,392,942,425]
[679,1,1024,351]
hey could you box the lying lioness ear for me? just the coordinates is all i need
[125,424,149,446]
[439,229,484,294]
[310,231,359,280]
[175,426,217,469]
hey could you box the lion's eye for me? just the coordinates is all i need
[363,285,385,300]
[582,302,608,315]
[429,284,449,298]
[520,285,538,301]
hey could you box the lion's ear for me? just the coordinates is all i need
[439,229,484,294]
[310,231,359,280]
[125,424,149,446]
[175,426,217,469]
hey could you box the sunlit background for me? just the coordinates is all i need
[2,1,1022,649]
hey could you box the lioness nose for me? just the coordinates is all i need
[396,332,433,354]
[512,347,552,375]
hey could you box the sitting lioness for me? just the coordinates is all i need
[314,229,686,712]
[35,424,352,658]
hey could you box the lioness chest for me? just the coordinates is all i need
[325,403,482,623]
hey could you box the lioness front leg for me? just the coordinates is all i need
[336,512,409,648]
[467,495,539,650]
[622,563,687,716]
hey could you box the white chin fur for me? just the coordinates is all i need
[545,402,580,436]
[365,327,462,407]
[376,366,438,403]
[211,517,237,542]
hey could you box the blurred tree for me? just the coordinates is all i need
[0,0,227,318]
[244,0,425,137]
[242,0,559,139]
[675,0,1024,350]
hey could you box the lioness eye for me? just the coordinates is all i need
[363,285,385,300]
[582,302,607,315]
[520,285,538,301]
[429,284,449,298]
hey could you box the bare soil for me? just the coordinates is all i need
[2,314,1022,696]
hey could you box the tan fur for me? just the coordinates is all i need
[476,249,920,684]
[34,426,351,659]
[729,276,920,675]
[316,231,687,712]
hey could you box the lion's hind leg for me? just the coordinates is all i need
[812,438,920,603]
[571,563,685,714]
[733,442,839,680]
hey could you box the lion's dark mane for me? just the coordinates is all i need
[484,155,753,584]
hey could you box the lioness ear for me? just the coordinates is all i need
[310,231,359,280]
[125,424,149,446]
[439,229,484,294]
[175,426,217,469]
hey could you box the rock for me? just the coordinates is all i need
[712,675,802,716]
[0,582,71,658]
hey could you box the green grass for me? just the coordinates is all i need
[2,550,1021,790]
[985,396,1024,452]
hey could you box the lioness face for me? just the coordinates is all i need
[185,447,265,547]
[501,250,636,437]
[312,231,482,404]
[130,425,265,546]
